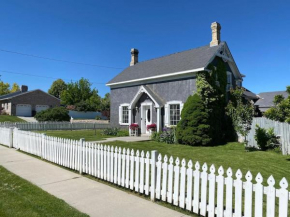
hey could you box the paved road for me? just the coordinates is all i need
[0,145,188,217]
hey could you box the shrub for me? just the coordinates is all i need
[151,131,161,142]
[160,127,176,144]
[254,125,279,150]
[102,127,129,137]
[151,127,176,144]
[102,127,119,136]
[95,116,101,120]
[176,94,211,146]
[35,107,70,122]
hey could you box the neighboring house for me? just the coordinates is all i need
[243,88,259,103]
[0,85,60,117]
[255,91,289,115]
[107,22,244,135]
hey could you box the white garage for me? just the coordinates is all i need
[36,105,49,113]
[16,104,32,117]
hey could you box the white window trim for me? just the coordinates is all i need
[164,100,183,127]
[119,103,130,126]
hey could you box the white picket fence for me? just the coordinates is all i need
[0,127,12,147]
[0,128,286,216]
[0,122,110,131]
[246,117,290,155]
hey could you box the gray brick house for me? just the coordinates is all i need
[107,22,244,135]
[0,85,60,117]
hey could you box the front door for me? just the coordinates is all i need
[141,105,152,134]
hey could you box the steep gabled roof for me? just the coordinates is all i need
[255,91,289,108]
[107,42,226,85]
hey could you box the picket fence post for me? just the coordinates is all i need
[150,150,158,201]
[9,127,13,148]
[41,133,46,159]
[79,138,85,174]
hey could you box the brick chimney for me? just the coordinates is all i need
[210,22,221,47]
[130,48,139,66]
[21,85,28,92]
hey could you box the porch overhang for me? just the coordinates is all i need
[129,85,164,109]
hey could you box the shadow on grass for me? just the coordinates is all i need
[15,149,198,217]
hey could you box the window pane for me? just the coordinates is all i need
[169,104,180,126]
[122,106,129,123]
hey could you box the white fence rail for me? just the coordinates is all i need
[246,117,290,155]
[0,127,12,147]
[0,122,110,131]
[0,128,286,216]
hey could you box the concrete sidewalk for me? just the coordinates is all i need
[0,145,188,217]
[96,135,151,143]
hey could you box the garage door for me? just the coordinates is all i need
[36,105,49,113]
[16,104,32,117]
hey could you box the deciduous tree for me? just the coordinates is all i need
[48,79,67,99]
[61,78,101,111]
[10,83,20,93]
[226,88,254,145]
[264,86,290,123]
[0,81,10,95]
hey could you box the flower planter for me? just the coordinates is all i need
[147,123,157,135]
[129,123,139,137]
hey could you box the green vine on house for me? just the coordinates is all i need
[177,59,232,146]
[196,59,228,144]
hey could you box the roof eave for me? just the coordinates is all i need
[106,67,206,87]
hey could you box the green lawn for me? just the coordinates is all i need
[105,141,290,187]
[36,129,290,186]
[36,129,128,141]
[0,115,26,122]
[0,166,88,217]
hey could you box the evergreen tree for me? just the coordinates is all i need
[196,60,228,144]
[176,94,211,146]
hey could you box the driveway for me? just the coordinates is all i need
[17,116,38,122]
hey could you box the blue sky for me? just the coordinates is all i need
[0,0,289,97]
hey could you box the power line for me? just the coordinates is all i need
[0,70,107,85]
[0,48,124,70]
